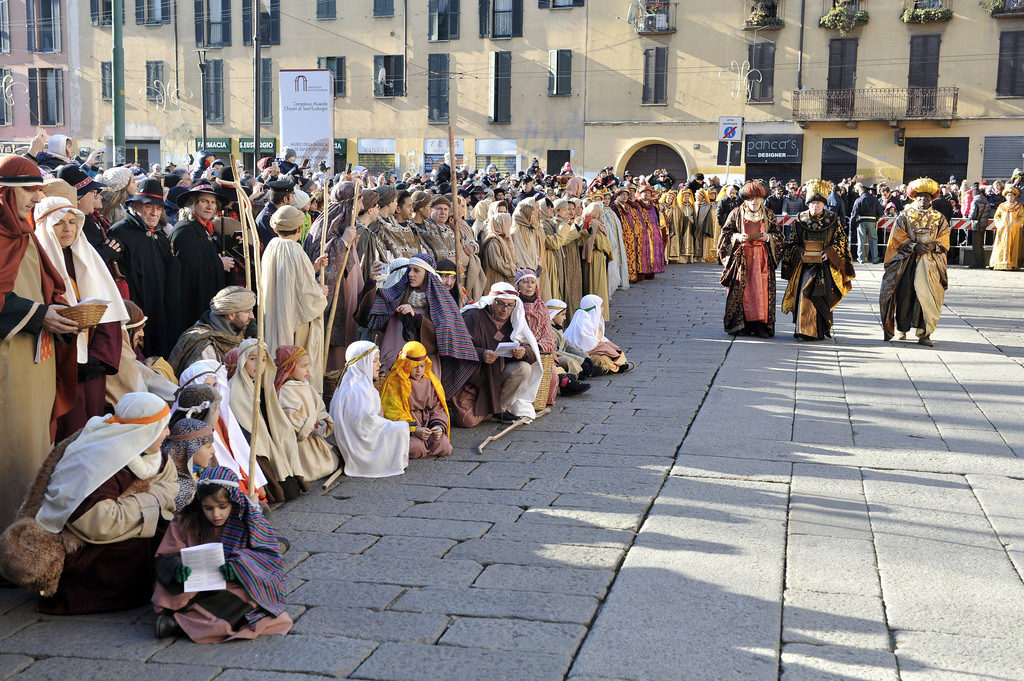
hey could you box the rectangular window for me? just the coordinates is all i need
[747,41,775,103]
[642,46,667,104]
[997,31,1024,97]
[136,0,170,24]
[243,0,279,46]
[428,53,450,123]
[260,57,273,123]
[195,0,230,47]
[548,48,571,95]
[91,0,122,27]
[28,68,64,126]
[373,55,405,97]
[27,0,61,53]
[429,0,460,40]
[489,50,511,122]
[0,0,10,53]
[908,34,940,114]
[316,0,335,20]
[827,37,857,115]
[145,60,164,101]
[318,56,346,97]
[101,61,112,101]
[542,0,583,7]
[492,0,522,38]
[374,0,394,17]
[0,68,12,124]
[205,59,224,123]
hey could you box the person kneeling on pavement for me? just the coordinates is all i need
[564,294,634,374]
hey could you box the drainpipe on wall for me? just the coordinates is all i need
[796,0,806,91]
[172,0,179,92]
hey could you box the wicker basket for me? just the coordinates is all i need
[533,353,556,412]
[57,302,108,329]
[322,369,343,404]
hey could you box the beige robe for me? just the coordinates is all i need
[278,379,339,481]
[261,237,328,393]
[0,242,57,530]
[583,231,614,321]
[105,331,178,407]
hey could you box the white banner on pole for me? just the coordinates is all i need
[279,69,334,172]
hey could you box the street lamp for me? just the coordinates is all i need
[197,48,208,151]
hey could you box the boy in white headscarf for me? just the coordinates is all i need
[564,294,634,374]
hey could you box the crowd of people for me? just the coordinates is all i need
[0,133,1020,643]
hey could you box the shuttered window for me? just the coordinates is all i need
[548,49,571,95]
[27,0,60,53]
[0,68,12,124]
[827,38,857,91]
[491,0,522,38]
[136,0,170,24]
[260,57,273,123]
[205,59,223,123]
[0,0,10,53]
[101,61,112,101]
[908,35,940,89]
[195,0,230,47]
[243,0,280,46]
[374,0,394,17]
[28,67,63,126]
[145,60,164,101]
[642,46,667,104]
[489,50,512,122]
[373,55,405,97]
[318,56,346,97]
[748,41,775,103]
[997,31,1024,97]
[91,0,123,27]
[429,0,460,40]
[539,0,584,7]
[316,0,335,20]
[428,54,450,123]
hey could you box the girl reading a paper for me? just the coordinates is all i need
[151,467,291,642]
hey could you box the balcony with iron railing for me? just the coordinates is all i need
[901,0,953,23]
[633,2,677,34]
[792,87,959,122]
[743,0,785,30]
[985,0,1024,17]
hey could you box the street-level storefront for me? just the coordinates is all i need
[745,133,803,184]
[424,138,465,175]
[240,138,278,172]
[357,139,396,176]
[475,138,518,174]
[903,137,969,185]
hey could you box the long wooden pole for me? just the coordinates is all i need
[319,175,332,285]
[447,125,462,304]
[323,179,362,368]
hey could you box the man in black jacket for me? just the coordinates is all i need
[170,184,235,329]
[850,183,883,264]
[968,189,992,269]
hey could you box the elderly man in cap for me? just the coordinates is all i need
[108,177,184,356]
[255,175,295,248]
[171,183,236,328]
[167,285,255,375]
[421,195,457,261]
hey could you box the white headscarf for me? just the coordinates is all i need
[46,134,71,162]
[328,341,409,478]
[462,282,543,419]
[177,359,266,489]
[546,298,568,321]
[36,392,170,533]
[33,197,130,362]
[384,257,410,289]
[564,294,608,352]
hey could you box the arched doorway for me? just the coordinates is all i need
[623,143,687,184]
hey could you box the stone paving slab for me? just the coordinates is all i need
[351,642,571,681]
[151,634,376,676]
[438,618,586,656]
[8,659,220,681]
[291,606,450,643]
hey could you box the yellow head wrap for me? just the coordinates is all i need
[379,341,450,430]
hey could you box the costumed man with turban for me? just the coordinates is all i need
[989,185,1023,271]
[676,187,699,263]
[781,180,856,341]
[0,393,178,615]
[168,285,255,376]
[453,282,542,427]
[0,155,79,531]
[380,340,454,459]
[879,178,950,347]
[719,182,784,338]
[170,184,235,328]
[261,205,329,393]
[34,196,130,438]
[696,185,720,263]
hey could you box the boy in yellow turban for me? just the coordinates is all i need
[380,341,453,458]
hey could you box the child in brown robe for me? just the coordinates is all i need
[379,341,453,458]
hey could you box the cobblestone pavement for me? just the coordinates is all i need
[0,264,1022,681]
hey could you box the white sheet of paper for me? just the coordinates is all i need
[75,297,111,306]
[181,542,227,592]
[494,342,520,358]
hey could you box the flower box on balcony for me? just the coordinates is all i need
[982,0,1024,16]
[743,1,785,30]
[819,3,869,35]
[901,7,952,22]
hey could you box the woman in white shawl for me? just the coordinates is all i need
[471,198,493,239]
[176,359,268,495]
[510,198,545,272]
[260,205,328,392]
[34,197,130,436]
[564,294,635,374]
[329,341,409,478]
[600,193,629,292]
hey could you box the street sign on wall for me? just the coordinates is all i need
[718,116,744,142]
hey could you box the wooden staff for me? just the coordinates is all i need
[323,178,362,367]
[228,154,266,499]
[477,408,551,454]
[447,125,462,303]
[319,175,332,285]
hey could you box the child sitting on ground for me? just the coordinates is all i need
[274,345,339,481]
[564,294,635,374]
[380,341,454,459]
[162,416,217,513]
[152,466,292,643]
[546,299,603,379]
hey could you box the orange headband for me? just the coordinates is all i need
[104,404,170,425]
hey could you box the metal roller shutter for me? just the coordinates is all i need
[982,136,1024,181]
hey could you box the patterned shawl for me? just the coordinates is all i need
[367,252,478,396]
[196,466,287,627]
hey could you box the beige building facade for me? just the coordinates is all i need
[68,0,1024,183]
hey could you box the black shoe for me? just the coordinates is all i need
[617,362,636,374]
[494,411,517,424]
[756,328,771,339]
[579,358,596,380]
[154,613,183,639]
[279,476,302,501]
[560,378,591,395]
[918,336,934,347]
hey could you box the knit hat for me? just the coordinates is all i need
[270,205,305,234]
[101,166,133,193]
[292,187,311,211]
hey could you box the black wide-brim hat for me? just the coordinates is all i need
[126,178,166,206]
[212,166,240,203]
[175,183,222,209]
[55,163,106,198]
